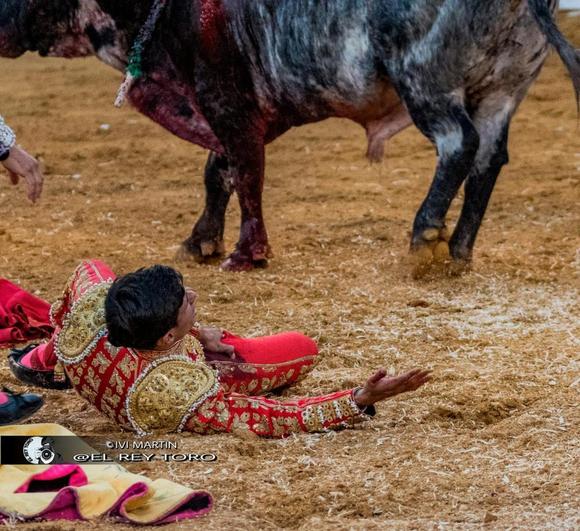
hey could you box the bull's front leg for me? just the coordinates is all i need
[220,143,273,272]
[405,97,480,277]
[180,152,233,262]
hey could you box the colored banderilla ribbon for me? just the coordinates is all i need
[114,0,168,107]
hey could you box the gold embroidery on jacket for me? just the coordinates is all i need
[109,370,125,395]
[127,359,218,434]
[79,384,98,404]
[137,334,204,363]
[102,387,121,409]
[57,284,110,363]
[92,352,109,374]
[85,366,102,391]
[65,366,81,387]
[117,355,137,379]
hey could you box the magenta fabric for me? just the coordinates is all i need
[27,487,84,521]
[0,278,53,348]
[15,465,88,493]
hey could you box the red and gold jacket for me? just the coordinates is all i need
[51,260,372,437]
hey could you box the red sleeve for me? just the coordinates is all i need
[185,388,374,437]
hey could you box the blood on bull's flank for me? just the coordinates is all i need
[0,0,577,275]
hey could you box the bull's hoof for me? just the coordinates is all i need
[410,227,451,278]
[249,243,273,262]
[447,241,474,276]
[177,238,226,264]
[447,257,473,276]
[220,252,269,272]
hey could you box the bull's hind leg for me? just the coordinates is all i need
[221,143,273,272]
[403,96,480,277]
[180,152,233,262]
[449,97,516,269]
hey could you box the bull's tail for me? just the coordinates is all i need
[528,0,580,107]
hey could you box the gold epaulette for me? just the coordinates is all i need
[126,357,219,436]
[55,283,111,365]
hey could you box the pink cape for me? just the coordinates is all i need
[1,464,213,525]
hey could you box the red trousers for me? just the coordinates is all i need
[22,330,319,396]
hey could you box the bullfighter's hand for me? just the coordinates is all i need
[198,326,236,359]
[2,145,44,203]
[354,368,432,407]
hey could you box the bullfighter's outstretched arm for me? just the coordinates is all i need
[185,369,431,437]
[186,388,372,437]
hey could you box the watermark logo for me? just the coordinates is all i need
[22,437,61,465]
[1,436,217,465]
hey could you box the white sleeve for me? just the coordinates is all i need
[0,115,16,151]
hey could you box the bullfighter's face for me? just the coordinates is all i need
[174,287,199,341]
[0,0,126,69]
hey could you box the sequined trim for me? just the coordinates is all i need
[55,283,112,365]
[49,268,80,327]
[300,391,365,432]
[126,356,219,436]
[49,299,62,328]
[207,354,318,372]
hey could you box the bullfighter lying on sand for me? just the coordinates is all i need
[6,260,431,436]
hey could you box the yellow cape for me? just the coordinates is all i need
[0,424,212,525]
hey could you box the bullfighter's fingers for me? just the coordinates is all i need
[408,371,433,389]
[400,368,422,381]
[24,174,40,202]
[368,368,387,385]
[26,176,37,203]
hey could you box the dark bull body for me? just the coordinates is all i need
[1,0,578,272]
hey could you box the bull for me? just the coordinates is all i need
[0,0,578,272]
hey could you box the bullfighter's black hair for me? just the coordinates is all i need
[105,265,185,349]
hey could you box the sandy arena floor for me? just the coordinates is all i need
[0,15,578,531]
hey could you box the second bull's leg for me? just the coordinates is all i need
[181,152,234,262]
[405,96,480,275]
[221,143,272,272]
[449,97,515,267]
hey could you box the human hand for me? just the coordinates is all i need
[2,145,44,203]
[198,327,236,359]
[354,368,432,407]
